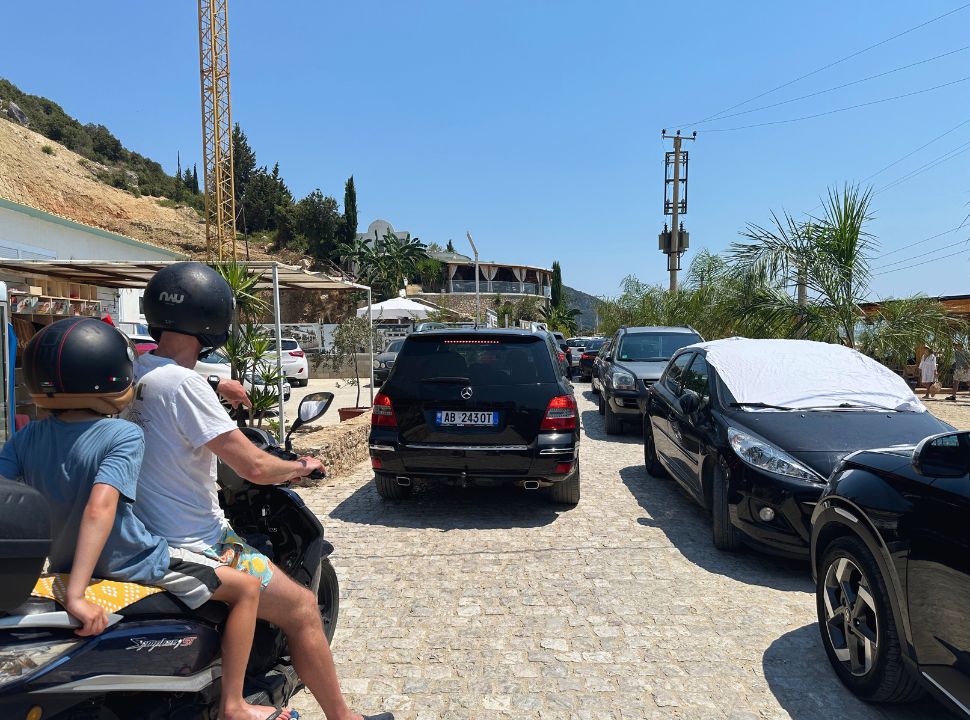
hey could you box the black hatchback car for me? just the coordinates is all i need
[644,338,950,557]
[812,431,970,716]
[368,329,581,504]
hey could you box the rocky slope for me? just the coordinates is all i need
[0,117,222,258]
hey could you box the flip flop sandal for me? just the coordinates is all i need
[363,714,395,720]
[265,710,298,720]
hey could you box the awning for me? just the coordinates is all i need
[0,259,373,438]
[0,259,360,291]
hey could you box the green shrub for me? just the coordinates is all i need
[41,144,55,155]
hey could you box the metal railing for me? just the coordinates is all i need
[449,280,547,296]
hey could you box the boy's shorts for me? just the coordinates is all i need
[170,526,274,590]
[156,557,223,609]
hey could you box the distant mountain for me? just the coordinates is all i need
[564,286,601,334]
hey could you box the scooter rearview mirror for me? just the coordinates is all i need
[285,392,335,450]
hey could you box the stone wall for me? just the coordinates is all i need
[291,410,372,481]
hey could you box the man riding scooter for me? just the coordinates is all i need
[127,262,392,720]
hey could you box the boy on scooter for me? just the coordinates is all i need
[0,318,291,720]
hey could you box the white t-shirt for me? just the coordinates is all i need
[124,353,237,552]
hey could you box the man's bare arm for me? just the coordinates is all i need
[207,429,322,485]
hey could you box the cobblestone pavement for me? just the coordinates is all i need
[294,389,940,719]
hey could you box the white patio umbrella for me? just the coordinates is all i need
[357,297,433,321]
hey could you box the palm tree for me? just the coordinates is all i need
[728,184,875,345]
[541,303,581,336]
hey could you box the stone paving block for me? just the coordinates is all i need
[293,392,941,720]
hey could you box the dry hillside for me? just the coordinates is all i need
[0,118,273,259]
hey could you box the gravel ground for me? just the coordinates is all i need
[289,388,945,719]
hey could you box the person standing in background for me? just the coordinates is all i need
[919,348,938,399]
[947,340,970,401]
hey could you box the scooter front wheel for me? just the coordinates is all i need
[318,558,339,646]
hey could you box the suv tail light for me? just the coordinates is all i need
[581,352,592,361]
[288,350,305,357]
[557,351,566,363]
[540,395,577,431]
[372,392,397,428]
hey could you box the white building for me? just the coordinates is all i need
[0,196,184,327]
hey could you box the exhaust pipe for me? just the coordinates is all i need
[523,480,540,490]
[396,476,411,487]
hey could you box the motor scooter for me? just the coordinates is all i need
[0,392,338,719]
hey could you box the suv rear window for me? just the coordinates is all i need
[392,335,557,385]
[617,332,701,362]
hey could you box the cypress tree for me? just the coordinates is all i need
[191,164,199,194]
[342,176,358,245]
[551,260,563,309]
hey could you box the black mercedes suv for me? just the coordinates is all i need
[368,329,581,504]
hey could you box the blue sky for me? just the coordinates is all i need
[3,1,969,299]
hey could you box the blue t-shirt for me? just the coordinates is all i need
[0,417,169,584]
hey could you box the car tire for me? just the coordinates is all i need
[598,393,606,416]
[643,417,667,478]
[374,473,410,499]
[816,536,924,703]
[712,461,743,551]
[549,465,580,505]
[604,399,623,435]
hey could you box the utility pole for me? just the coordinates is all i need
[660,130,696,293]
[466,231,480,326]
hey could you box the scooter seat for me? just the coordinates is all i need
[118,593,229,625]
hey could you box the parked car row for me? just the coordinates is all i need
[366,323,970,716]
[606,332,965,715]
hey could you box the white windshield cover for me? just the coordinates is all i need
[697,337,926,413]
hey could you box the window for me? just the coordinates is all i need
[664,353,694,394]
[682,355,710,403]
[617,332,702,362]
[392,335,557,385]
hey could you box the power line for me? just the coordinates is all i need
[876,223,969,260]
[694,45,970,126]
[873,246,970,275]
[873,235,970,271]
[874,142,970,195]
[704,75,970,132]
[859,117,970,184]
[679,2,970,126]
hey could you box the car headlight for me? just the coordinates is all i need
[612,370,636,390]
[0,638,79,689]
[727,427,824,483]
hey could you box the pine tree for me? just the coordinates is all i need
[342,176,358,246]
[446,239,455,253]
[232,123,257,204]
[551,260,563,309]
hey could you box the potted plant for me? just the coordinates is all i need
[327,314,380,421]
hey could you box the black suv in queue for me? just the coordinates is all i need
[596,326,702,435]
[368,329,581,505]
[812,431,970,715]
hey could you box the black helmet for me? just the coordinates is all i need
[24,318,134,415]
[143,262,234,349]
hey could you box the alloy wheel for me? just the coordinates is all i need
[822,556,880,677]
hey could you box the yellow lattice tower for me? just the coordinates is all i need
[198,0,237,260]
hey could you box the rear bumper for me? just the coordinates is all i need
[369,430,578,482]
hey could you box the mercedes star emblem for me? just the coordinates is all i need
[461,387,473,400]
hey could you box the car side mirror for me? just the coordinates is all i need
[913,431,970,478]
[284,392,334,451]
[679,389,700,415]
